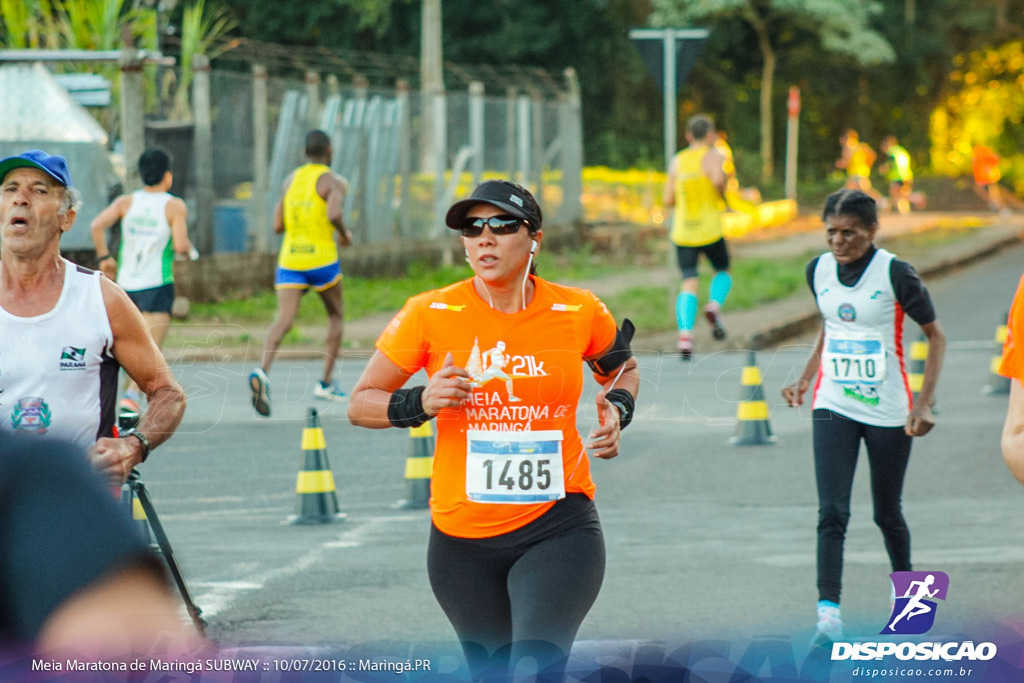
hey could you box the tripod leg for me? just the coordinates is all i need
[132,480,207,635]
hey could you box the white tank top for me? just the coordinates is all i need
[0,261,119,450]
[117,190,174,291]
[811,248,912,426]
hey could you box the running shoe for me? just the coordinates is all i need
[249,368,271,416]
[811,601,843,647]
[313,381,348,402]
[677,333,694,361]
[705,302,727,340]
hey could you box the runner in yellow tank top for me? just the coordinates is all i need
[279,162,339,270]
[249,130,353,416]
[663,114,732,359]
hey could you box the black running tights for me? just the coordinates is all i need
[427,521,605,681]
[813,409,913,604]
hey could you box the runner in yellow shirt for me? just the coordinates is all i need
[248,130,352,416]
[663,114,731,359]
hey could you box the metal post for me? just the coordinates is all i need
[420,0,444,172]
[531,91,544,197]
[252,64,270,251]
[192,54,214,256]
[469,81,485,187]
[119,47,145,193]
[516,95,530,187]
[559,67,583,224]
[506,87,517,179]
[396,79,412,238]
[305,70,322,130]
[784,86,800,202]
[663,30,677,167]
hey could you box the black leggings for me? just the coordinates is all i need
[427,496,605,680]
[813,409,913,604]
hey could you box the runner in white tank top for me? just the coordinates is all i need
[117,189,175,292]
[0,262,119,450]
[1,148,187,486]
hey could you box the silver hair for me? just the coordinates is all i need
[59,186,83,216]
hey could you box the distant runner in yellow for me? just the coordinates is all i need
[249,130,353,416]
[663,114,731,360]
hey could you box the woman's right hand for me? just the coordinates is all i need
[422,352,473,416]
[782,378,810,407]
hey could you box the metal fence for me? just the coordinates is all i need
[162,65,583,255]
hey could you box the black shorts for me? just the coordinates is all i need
[675,238,730,278]
[126,283,175,314]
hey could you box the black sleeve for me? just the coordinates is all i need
[890,259,937,326]
[0,437,163,643]
[805,257,820,295]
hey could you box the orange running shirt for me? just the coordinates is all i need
[998,275,1024,382]
[376,276,618,538]
[972,146,1001,186]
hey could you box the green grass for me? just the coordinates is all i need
[601,250,817,335]
[187,246,623,326]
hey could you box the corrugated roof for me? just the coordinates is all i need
[0,63,108,143]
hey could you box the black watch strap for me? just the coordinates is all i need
[122,429,152,462]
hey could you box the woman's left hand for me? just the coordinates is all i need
[905,403,936,437]
[587,391,621,459]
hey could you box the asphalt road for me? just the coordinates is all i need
[140,241,1024,664]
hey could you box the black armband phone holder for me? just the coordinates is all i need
[588,318,636,376]
[388,385,430,429]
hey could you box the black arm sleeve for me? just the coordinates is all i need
[890,259,937,325]
[805,257,820,295]
[0,437,163,643]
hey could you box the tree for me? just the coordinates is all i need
[649,0,895,183]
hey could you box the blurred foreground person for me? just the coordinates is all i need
[0,435,204,659]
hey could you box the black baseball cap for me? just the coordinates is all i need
[0,150,74,187]
[446,180,543,231]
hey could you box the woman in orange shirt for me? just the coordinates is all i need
[349,180,639,680]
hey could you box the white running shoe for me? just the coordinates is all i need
[811,601,843,646]
[314,381,348,402]
[249,368,271,416]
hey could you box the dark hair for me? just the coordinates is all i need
[305,130,331,158]
[822,189,878,227]
[687,114,715,140]
[138,148,171,187]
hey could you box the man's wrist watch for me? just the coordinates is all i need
[121,428,152,462]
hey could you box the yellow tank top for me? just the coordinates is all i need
[670,146,724,247]
[278,163,339,270]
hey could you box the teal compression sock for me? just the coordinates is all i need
[676,292,698,332]
[710,271,732,306]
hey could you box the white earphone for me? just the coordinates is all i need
[530,239,538,254]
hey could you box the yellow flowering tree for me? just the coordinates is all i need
[930,40,1024,193]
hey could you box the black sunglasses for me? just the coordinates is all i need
[458,215,527,238]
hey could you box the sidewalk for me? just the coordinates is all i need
[168,210,1024,363]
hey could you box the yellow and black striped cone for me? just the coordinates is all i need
[395,422,434,510]
[984,316,1011,395]
[729,350,777,446]
[120,480,152,545]
[288,408,347,525]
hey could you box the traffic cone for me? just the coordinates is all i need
[983,315,1011,395]
[729,350,777,446]
[120,480,152,545]
[288,408,347,524]
[395,422,434,509]
[908,334,927,404]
